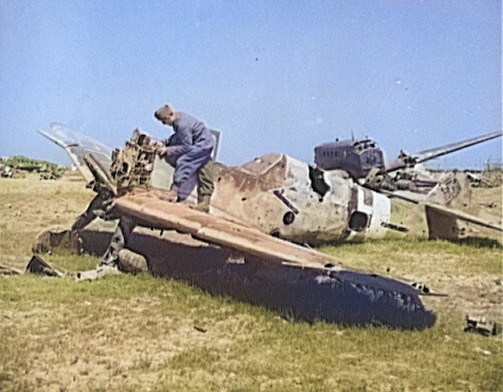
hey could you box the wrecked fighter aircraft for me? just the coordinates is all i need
[314,130,503,193]
[314,130,502,178]
[312,130,503,242]
[34,122,448,330]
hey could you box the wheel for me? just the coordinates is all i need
[117,248,148,274]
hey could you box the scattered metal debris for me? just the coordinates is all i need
[0,164,13,178]
[464,315,502,336]
[467,162,503,188]
[26,255,63,277]
[32,227,82,255]
[0,265,22,275]
[76,265,122,281]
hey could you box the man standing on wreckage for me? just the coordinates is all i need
[154,104,217,212]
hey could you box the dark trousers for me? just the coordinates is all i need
[172,147,213,200]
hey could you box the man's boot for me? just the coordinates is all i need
[155,185,179,202]
[190,194,211,213]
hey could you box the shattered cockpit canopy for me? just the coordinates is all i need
[38,123,113,184]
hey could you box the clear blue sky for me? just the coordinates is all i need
[0,0,501,169]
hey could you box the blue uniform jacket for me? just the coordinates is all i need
[166,112,215,155]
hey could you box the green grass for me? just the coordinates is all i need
[1,257,502,392]
[319,237,502,275]
[1,175,502,391]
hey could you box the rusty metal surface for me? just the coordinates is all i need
[114,194,344,270]
[210,153,391,245]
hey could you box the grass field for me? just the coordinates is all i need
[1,172,502,392]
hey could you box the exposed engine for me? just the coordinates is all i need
[109,129,158,191]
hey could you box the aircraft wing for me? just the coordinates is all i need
[113,193,345,270]
[388,190,502,241]
[38,123,113,184]
[424,202,503,233]
[386,130,503,172]
[106,193,440,329]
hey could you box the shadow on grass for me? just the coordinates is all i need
[454,236,503,249]
[74,228,437,330]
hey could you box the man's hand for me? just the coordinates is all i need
[156,145,178,157]
[155,145,168,156]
